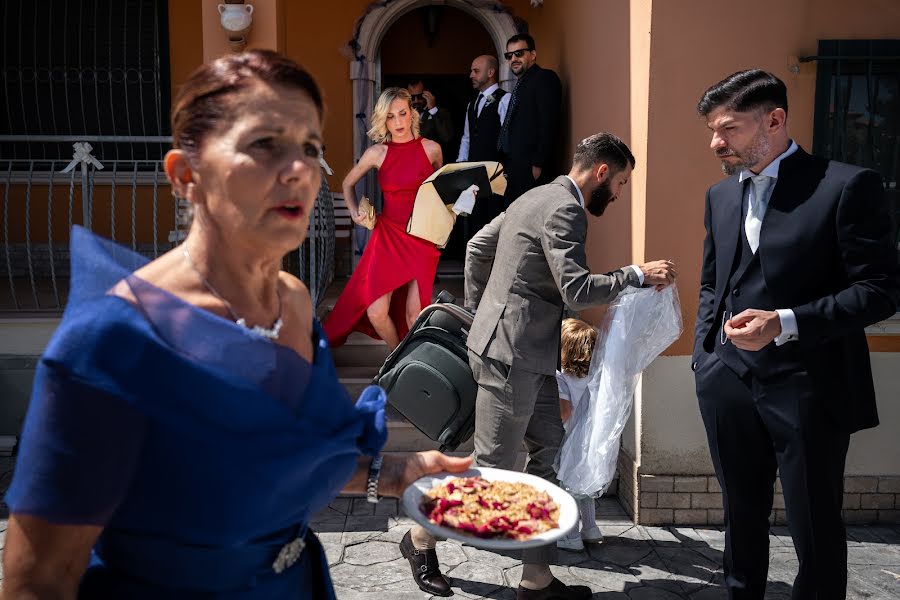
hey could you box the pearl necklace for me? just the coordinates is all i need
[182,247,284,340]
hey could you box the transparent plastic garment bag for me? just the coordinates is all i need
[555,286,683,497]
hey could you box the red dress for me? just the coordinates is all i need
[325,137,440,347]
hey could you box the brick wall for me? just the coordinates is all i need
[628,473,900,526]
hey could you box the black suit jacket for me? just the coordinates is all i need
[693,147,900,433]
[502,64,562,172]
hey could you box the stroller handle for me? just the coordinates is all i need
[375,301,475,381]
[418,302,475,327]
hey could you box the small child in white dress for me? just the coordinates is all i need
[555,318,604,551]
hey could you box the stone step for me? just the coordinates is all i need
[339,376,377,399]
[331,336,390,369]
[336,365,378,380]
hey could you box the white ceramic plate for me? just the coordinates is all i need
[401,467,578,550]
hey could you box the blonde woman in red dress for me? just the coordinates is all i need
[325,88,443,350]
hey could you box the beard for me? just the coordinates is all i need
[586,179,614,216]
[717,128,771,175]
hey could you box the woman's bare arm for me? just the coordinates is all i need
[342,145,386,225]
[421,138,443,170]
[1,514,100,600]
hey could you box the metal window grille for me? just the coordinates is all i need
[810,39,900,250]
[0,1,335,313]
[1,0,172,162]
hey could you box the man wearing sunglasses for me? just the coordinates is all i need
[497,33,562,206]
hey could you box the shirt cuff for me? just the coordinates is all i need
[428,107,438,115]
[774,309,799,346]
[628,264,644,285]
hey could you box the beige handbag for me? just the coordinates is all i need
[358,196,376,231]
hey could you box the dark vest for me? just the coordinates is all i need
[468,87,506,162]
[715,187,802,379]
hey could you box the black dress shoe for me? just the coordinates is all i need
[399,530,452,596]
[517,577,592,600]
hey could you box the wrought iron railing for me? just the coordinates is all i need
[1,135,334,313]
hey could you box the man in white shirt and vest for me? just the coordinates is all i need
[458,54,510,233]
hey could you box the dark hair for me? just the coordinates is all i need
[696,69,788,117]
[172,49,324,161]
[573,132,635,172]
[506,33,535,51]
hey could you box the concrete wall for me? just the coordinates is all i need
[0,319,61,356]
[638,354,900,477]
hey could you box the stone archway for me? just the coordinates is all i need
[348,0,519,173]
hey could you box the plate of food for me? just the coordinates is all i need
[401,467,578,550]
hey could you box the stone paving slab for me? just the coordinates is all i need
[323,498,900,599]
[0,491,897,598]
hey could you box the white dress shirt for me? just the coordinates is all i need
[456,83,511,162]
[564,175,644,285]
[737,140,799,346]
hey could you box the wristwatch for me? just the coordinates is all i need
[366,454,384,504]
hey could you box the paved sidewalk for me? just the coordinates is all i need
[316,496,900,600]
[0,454,897,599]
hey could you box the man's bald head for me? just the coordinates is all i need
[469,55,499,91]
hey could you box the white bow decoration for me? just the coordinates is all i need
[61,142,104,173]
[319,155,334,175]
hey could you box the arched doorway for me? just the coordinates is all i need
[381,7,493,266]
[348,0,519,272]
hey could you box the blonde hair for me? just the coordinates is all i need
[368,87,420,143]
[560,318,598,378]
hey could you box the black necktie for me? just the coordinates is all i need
[468,94,481,131]
[474,92,484,116]
[497,80,521,153]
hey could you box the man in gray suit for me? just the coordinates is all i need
[400,133,676,599]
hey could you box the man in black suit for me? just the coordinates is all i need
[408,79,454,160]
[692,70,899,599]
[497,33,562,206]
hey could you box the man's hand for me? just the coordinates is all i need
[532,165,542,181]
[423,90,436,110]
[379,451,472,498]
[638,259,677,290]
[724,309,782,351]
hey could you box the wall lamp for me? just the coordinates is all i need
[219,1,254,52]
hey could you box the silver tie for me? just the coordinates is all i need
[746,175,773,253]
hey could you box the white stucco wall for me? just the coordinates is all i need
[0,318,61,355]
[638,353,900,477]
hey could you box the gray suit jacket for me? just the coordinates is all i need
[464,176,641,374]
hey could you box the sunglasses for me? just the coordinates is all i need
[503,48,532,61]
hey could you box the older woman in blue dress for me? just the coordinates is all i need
[1,50,470,599]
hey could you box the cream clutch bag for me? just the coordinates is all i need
[358,196,376,231]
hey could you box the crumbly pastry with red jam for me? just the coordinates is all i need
[421,476,559,540]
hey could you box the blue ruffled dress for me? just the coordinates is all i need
[6,227,387,598]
